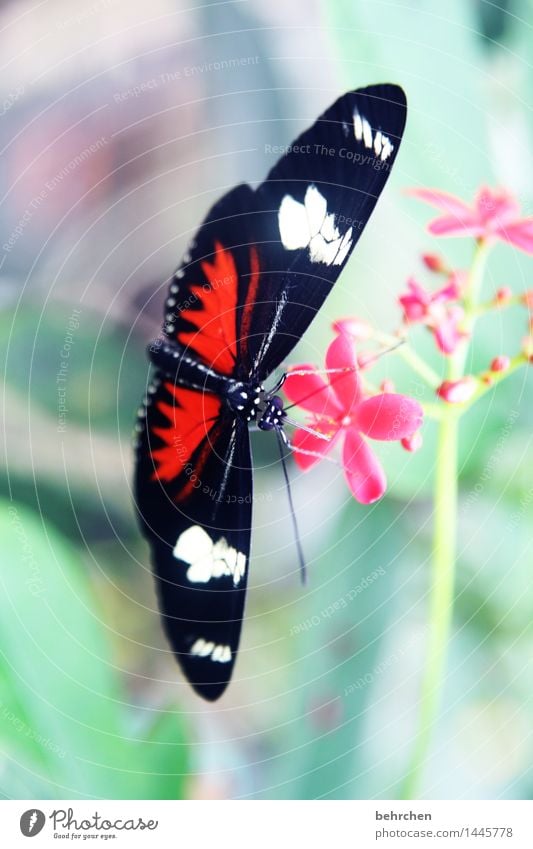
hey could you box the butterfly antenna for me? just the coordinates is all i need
[283,415,331,441]
[276,428,307,585]
[283,338,406,412]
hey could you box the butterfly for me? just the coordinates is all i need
[134,84,407,700]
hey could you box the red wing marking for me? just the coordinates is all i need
[239,246,260,355]
[179,241,238,375]
[151,383,221,483]
[173,418,224,504]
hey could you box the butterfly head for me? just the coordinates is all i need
[257,394,287,432]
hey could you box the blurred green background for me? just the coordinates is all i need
[0,0,532,800]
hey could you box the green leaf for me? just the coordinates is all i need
[0,500,190,799]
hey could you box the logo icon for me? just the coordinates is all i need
[20,810,45,837]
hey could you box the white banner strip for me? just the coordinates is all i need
[1,800,532,848]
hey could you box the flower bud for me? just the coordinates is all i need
[422,253,445,273]
[490,355,510,372]
[436,377,477,404]
[401,432,423,452]
[494,286,513,305]
[521,290,533,310]
[522,335,533,359]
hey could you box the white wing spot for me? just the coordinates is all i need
[362,117,373,149]
[353,111,394,161]
[353,112,363,141]
[278,185,353,267]
[380,135,394,161]
[190,639,232,663]
[173,525,246,586]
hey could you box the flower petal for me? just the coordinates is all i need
[408,188,472,217]
[475,187,519,226]
[291,424,339,470]
[325,332,362,411]
[432,278,462,303]
[284,365,342,418]
[495,219,533,254]
[428,215,484,238]
[398,277,432,322]
[355,393,423,441]
[433,308,465,355]
[342,429,386,503]
[332,317,372,339]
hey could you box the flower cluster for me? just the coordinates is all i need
[285,184,532,502]
[399,274,465,354]
[409,185,533,403]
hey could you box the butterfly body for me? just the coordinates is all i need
[134,84,407,700]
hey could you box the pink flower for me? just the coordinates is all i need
[409,186,533,253]
[436,377,477,404]
[284,333,423,503]
[398,277,466,354]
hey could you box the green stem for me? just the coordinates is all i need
[400,239,491,799]
[460,354,528,412]
[399,345,442,389]
[450,240,490,380]
[374,330,442,388]
[399,412,458,799]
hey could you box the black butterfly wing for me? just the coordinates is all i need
[239,83,407,380]
[158,85,406,384]
[134,377,252,701]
